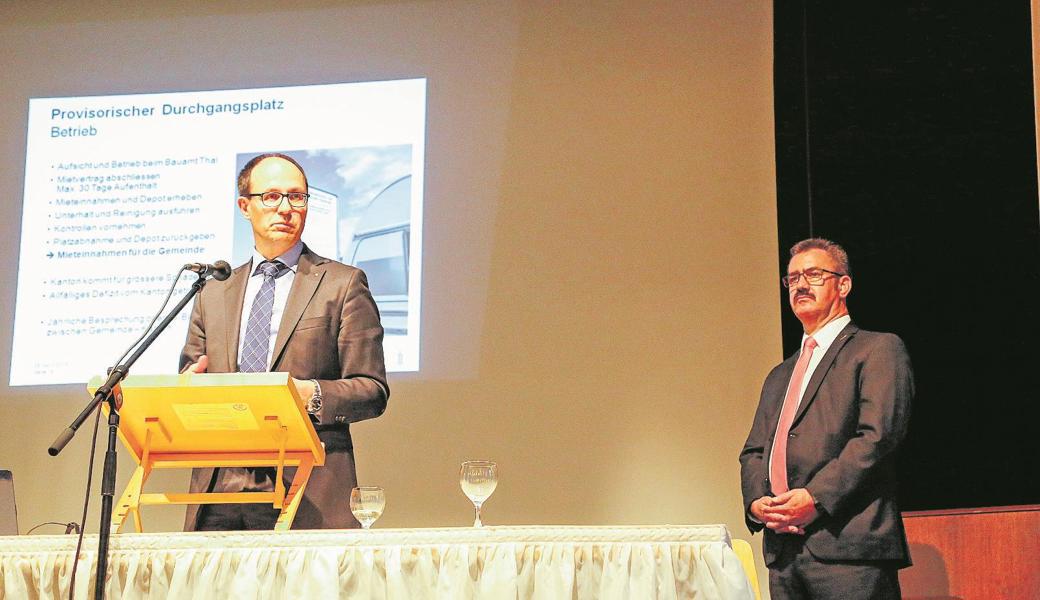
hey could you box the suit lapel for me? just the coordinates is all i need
[223,261,251,371]
[792,322,859,426]
[271,249,327,369]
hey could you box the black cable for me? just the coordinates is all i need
[25,521,79,535]
[68,399,104,600]
[66,266,194,599]
[55,268,196,598]
[800,0,814,235]
[111,267,190,368]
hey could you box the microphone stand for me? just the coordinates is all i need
[48,273,210,600]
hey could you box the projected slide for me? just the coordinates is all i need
[10,79,426,386]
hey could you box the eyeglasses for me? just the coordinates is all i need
[247,191,310,208]
[781,268,845,288]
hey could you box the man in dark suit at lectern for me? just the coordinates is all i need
[180,153,389,530]
[739,238,913,599]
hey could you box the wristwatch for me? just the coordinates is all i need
[306,379,323,415]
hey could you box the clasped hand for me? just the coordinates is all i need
[750,488,818,535]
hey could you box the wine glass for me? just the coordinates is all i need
[460,460,498,527]
[350,486,385,529]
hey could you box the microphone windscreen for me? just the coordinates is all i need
[212,260,232,281]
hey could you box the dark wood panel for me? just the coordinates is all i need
[900,505,1040,600]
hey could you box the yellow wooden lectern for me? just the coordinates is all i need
[89,372,325,534]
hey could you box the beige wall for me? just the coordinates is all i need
[0,0,779,592]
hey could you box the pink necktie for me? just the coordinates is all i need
[770,336,818,495]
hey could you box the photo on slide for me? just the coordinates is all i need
[232,145,414,336]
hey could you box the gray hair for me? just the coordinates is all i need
[789,238,851,277]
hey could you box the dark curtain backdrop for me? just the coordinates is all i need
[774,1,1040,510]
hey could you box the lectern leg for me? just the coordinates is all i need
[112,463,149,533]
[274,457,313,531]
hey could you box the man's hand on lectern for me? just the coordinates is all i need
[183,354,209,374]
[292,377,316,400]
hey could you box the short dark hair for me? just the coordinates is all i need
[790,238,851,277]
[237,153,309,197]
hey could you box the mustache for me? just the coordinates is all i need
[794,291,815,301]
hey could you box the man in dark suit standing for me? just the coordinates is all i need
[180,153,389,530]
[739,238,913,599]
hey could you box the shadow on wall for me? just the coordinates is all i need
[899,543,958,600]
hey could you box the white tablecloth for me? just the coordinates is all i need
[0,525,754,599]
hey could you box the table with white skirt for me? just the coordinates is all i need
[0,524,755,599]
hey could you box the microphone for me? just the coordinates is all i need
[184,260,232,281]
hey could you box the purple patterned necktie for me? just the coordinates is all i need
[239,260,290,373]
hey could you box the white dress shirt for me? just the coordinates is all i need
[792,314,851,412]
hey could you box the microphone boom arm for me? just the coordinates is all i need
[48,273,210,456]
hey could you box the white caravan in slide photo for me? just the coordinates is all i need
[347,175,411,336]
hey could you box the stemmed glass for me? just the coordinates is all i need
[350,486,385,529]
[459,460,498,527]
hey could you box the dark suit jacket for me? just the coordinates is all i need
[180,247,388,530]
[739,322,913,567]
